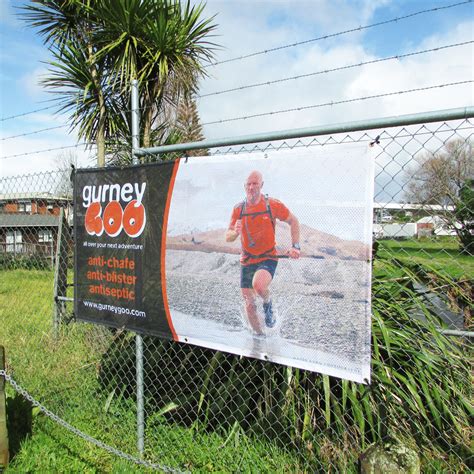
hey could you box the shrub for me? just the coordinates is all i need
[0,253,52,270]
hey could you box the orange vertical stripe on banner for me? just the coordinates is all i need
[161,158,180,340]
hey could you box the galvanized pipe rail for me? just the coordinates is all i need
[0,347,8,469]
[134,107,474,157]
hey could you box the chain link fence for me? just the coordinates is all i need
[0,115,472,472]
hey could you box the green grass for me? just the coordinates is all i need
[376,237,474,280]
[0,270,306,472]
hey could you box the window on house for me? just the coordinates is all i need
[6,230,23,252]
[18,201,32,213]
[38,229,53,242]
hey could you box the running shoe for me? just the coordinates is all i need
[263,300,276,328]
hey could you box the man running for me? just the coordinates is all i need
[226,170,300,335]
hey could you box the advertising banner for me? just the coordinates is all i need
[74,143,374,383]
[74,161,179,339]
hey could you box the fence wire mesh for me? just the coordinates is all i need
[0,117,472,472]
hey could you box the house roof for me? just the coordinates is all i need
[374,202,455,211]
[0,192,71,202]
[0,214,60,228]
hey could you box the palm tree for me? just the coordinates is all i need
[94,0,217,150]
[20,0,217,166]
[21,1,109,165]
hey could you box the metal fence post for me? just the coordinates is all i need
[53,208,68,338]
[131,79,145,457]
[0,346,9,469]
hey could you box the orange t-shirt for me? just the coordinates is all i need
[229,195,290,265]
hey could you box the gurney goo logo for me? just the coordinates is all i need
[84,200,146,238]
[82,183,147,238]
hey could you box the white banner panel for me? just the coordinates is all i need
[165,144,374,382]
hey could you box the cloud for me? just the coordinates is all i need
[197,4,473,140]
[0,133,95,178]
[21,66,50,100]
[346,21,474,115]
[2,0,472,180]
[23,111,68,126]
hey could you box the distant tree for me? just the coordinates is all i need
[405,138,473,253]
[175,94,208,156]
[454,179,474,254]
[54,150,78,197]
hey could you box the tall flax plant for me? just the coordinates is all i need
[331,260,472,465]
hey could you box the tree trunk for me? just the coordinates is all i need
[93,82,106,167]
[142,81,164,158]
[96,123,106,167]
[142,87,155,152]
[459,230,473,255]
[142,111,153,151]
[87,43,106,167]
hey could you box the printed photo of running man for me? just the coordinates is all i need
[164,146,374,382]
[226,171,300,335]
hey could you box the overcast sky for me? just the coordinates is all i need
[1,0,473,179]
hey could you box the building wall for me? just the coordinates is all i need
[3,203,17,213]
[0,227,57,256]
[1,199,66,215]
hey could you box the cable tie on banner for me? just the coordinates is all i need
[64,312,76,324]
[369,135,381,147]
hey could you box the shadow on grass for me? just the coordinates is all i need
[39,424,105,471]
[97,333,311,444]
[379,245,463,258]
[6,394,104,471]
[6,394,32,460]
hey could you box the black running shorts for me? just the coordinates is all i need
[240,259,278,288]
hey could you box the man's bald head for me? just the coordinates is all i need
[244,170,264,203]
[247,170,263,184]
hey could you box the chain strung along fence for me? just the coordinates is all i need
[0,111,472,472]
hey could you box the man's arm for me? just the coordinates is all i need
[284,212,300,258]
[226,219,242,242]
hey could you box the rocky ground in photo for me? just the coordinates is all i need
[166,249,371,362]
[167,222,371,260]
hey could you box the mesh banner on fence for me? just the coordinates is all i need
[0,117,472,472]
[73,144,374,383]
